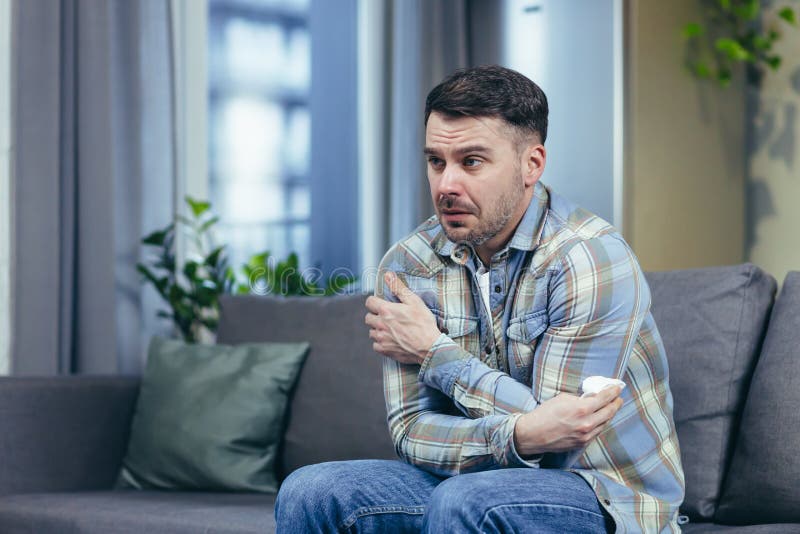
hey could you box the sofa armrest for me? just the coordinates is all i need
[0,376,140,495]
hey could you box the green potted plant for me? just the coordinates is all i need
[138,197,358,343]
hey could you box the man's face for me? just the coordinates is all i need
[424,112,528,249]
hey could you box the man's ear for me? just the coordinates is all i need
[521,143,546,187]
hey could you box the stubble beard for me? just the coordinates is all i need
[439,174,524,247]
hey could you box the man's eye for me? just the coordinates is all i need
[464,157,482,167]
[428,157,444,168]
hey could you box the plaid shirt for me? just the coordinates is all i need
[377,181,685,533]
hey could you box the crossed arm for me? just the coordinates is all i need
[365,235,649,476]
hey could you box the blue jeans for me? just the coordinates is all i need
[274,459,613,533]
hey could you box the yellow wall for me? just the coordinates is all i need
[747,6,800,286]
[625,0,746,272]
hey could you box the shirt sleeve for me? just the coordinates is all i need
[538,234,652,466]
[532,234,650,399]
[417,334,539,418]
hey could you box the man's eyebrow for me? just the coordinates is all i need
[423,145,493,156]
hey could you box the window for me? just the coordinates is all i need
[208,0,312,270]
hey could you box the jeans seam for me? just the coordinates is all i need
[478,503,606,531]
[339,505,427,530]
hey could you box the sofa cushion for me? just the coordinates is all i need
[644,264,776,521]
[715,272,800,524]
[120,337,309,492]
[217,294,397,480]
[0,491,276,534]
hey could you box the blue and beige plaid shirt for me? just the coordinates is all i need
[377,181,685,533]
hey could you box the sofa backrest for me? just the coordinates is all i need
[644,263,776,522]
[217,294,396,481]
[0,376,140,495]
[715,271,800,524]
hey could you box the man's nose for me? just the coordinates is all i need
[436,166,465,196]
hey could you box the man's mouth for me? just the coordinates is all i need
[441,209,471,215]
[440,209,473,224]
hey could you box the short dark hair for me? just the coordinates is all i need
[424,65,549,145]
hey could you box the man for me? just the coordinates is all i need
[275,65,684,533]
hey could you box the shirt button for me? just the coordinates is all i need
[439,325,449,335]
[603,498,611,506]
[494,285,502,293]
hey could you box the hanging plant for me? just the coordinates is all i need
[683,0,798,87]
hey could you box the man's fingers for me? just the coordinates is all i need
[588,396,623,429]
[384,271,419,305]
[365,295,386,314]
[585,385,622,412]
[583,419,610,444]
[364,312,380,328]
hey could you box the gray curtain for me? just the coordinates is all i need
[11,0,174,375]
[385,0,503,246]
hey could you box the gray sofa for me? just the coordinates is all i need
[1,263,799,533]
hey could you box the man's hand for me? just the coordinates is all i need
[365,272,441,365]
[513,386,624,456]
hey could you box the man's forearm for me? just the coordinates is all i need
[419,333,538,418]
[389,401,539,476]
[383,357,540,477]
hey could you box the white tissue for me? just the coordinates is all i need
[580,376,626,398]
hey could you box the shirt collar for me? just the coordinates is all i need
[433,180,550,262]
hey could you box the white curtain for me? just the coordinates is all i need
[11,0,176,375]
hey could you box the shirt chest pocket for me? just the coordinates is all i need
[434,312,481,362]
[506,310,548,384]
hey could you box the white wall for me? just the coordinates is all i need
[503,0,623,229]
[0,0,12,375]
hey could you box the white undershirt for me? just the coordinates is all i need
[475,263,492,320]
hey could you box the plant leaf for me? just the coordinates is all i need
[183,260,199,280]
[779,7,796,26]
[206,246,225,268]
[682,22,704,39]
[718,0,731,11]
[248,251,270,268]
[715,38,752,61]
[693,62,712,78]
[753,35,772,51]
[766,55,782,70]
[196,286,217,306]
[198,215,220,234]
[733,0,759,21]
[717,67,733,87]
[142,225,173,246]
[185,196,211,218]
[136,264,169,294]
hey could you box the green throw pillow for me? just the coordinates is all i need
[119,336,310,492]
